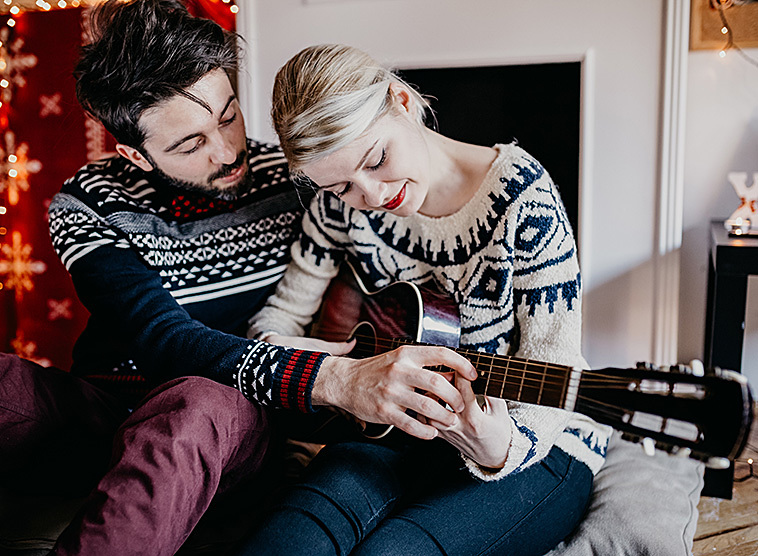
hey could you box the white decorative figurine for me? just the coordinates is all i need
[725,172,758,235]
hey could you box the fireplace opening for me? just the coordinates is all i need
[399,62,581,237]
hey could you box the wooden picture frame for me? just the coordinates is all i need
[690,0,758,50]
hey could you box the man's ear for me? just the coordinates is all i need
[116,143,155,172]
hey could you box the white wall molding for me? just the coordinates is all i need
[236,0,261,139]
[653,0,690,365]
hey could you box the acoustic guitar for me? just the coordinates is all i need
[311,263,754,468]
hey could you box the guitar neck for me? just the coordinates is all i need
[458,347,579,411]
[386,339,578,411]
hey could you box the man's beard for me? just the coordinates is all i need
[150,150,253,201]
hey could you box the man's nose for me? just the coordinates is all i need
[209,131,237,165]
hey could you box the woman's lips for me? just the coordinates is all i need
[382,184,406,210]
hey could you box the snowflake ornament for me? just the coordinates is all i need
[0,27,38,104]
[0,130,42,205]
[0,230,46,301]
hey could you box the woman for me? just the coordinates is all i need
[241,44,610,556]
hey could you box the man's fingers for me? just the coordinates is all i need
[390,411,439,440]
[407,369,464,414]
[401,388,458,427]
[454,373,479,409]
[408,346,477,381]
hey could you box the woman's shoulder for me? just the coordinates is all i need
[487,142,552,200]
[491,142,546,175]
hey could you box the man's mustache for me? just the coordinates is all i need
[209,150,247,183]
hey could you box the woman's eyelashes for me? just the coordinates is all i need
[367,148,386,171]
[335,182,352,197]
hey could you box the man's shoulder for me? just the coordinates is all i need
[57,155,163,214]
[245,139,291,190]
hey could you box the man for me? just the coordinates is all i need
[0,1,474,555]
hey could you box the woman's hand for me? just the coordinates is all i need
[263,333,356,356]
[428,373,512,470]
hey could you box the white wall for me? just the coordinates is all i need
[680,48,758,386]
[239,0,667,369]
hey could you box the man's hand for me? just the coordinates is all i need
[264,333,355,356]
[312,346,478,440]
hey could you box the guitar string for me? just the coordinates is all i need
[349,338,650,390]
[355,334,667,382]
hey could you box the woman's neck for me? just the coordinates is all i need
[419,130,497,217]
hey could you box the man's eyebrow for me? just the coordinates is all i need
[163,95,237,153]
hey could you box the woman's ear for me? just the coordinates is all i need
[388,82,414,114]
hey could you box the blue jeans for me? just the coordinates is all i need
[237,437,592,556]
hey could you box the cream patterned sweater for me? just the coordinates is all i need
[249,143,610,480]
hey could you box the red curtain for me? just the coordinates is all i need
[0,1,235,370]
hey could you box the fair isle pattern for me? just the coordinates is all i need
[250,143,611,479]
[49,142,299,305]
[234,342,280,404]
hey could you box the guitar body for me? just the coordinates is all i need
[312,263,461,353]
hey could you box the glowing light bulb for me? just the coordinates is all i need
[9,5,19,14]
[230,5,238,13]
[719,50,727,58]
[8,168,17,178]
[0,79,9,88]
[749,458,754,464]
[721,26,729,34]
[8,154,17,163]
[7,19,15,27]
[71,0,79,6]
[3,0,11,5]
[58,0,67,6]
[0,206,6,214]
[0,226,6,235]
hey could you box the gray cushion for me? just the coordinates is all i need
[547,430,705,556]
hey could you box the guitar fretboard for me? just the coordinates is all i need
[374,338,577,410]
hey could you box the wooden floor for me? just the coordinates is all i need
[693,404,758,556]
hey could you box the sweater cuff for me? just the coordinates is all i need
[272,348,327,413]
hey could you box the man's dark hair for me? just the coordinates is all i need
[75,0,239,148]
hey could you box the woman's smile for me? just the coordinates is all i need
[382,184,406,210]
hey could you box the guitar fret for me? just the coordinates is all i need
[537,362,546,405]
[499,358,507,398]
[517,359,525,401]
[483,352,492,395]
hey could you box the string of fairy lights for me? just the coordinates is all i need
[714,0,758,68]
[0,0,237,302]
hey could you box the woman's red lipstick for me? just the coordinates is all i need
[382,184,406,210]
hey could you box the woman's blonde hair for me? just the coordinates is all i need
[272,44,429,174]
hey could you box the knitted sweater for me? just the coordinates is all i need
[48,140,326,412]
[249,143,610,479]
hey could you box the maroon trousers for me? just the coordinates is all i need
[0,353,271,556]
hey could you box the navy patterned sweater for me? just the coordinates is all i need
[249,143,610,478]
[48,140,326,412]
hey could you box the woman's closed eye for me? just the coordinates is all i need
[335,182,352,197]
[367,148,386,171]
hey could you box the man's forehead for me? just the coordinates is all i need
[139,72,236,146]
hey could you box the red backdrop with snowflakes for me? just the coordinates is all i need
[0,2,236,370]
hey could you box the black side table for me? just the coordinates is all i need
[703,220,758,498]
